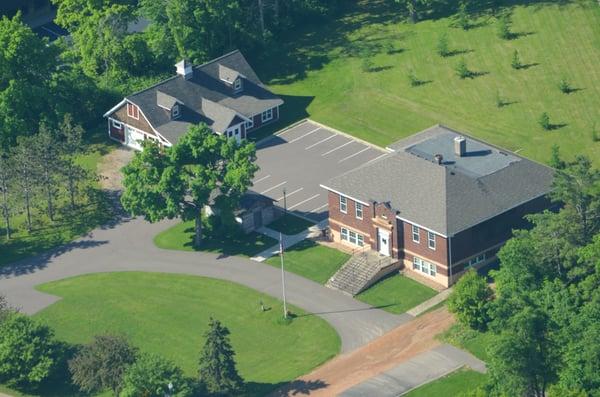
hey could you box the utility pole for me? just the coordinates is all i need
[283,187,287,214]
[279,232,288,318]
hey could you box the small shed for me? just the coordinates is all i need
[235,191,281,233]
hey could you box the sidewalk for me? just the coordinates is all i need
[251,220,328,262]
[407,287,453,316]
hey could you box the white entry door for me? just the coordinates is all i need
[378,229,390,256]
[126,126,144,151]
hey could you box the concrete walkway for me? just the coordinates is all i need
[251,220,328,261]
[341,344,486,397]
[406,287,453,317]
[0,216,406,353]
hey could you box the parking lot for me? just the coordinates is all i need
[253,120,388,222]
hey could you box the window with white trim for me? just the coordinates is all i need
[172,105,180,119]
[234,78,242,91]
[428,231,436,250]
[412,256,437,277]
[412,225,420,243]
[355,202,363,219]
[339,196,347,213]
[111,119,122,129]
[261,108,273,123]
[246,118,254,130]
[127,103,139,120]
[467,253,487,268]
[341,227,364,247]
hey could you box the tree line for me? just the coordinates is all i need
[448,151,600,397]
[0,115,96,241]
[0,296,244,396]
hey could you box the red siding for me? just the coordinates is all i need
[246,106,280,134]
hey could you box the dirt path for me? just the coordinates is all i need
[271,307,456,397]
[97,146,134,191]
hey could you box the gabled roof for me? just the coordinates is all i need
[322,125,554,236]
[156,91,182,110]
[113,50,283,144]
[218,64,245,83]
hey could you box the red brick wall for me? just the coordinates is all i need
[401,221,448,267]
[328,191,374,247]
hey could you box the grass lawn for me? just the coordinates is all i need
[0,126,117,267]
[267,213,316,235]
[403,367,487,397]
[259,0,600,165]
[34,272,340,396]
[357,274,437,314]
[264,239,350,284]
[439,323,495,362]
[153,220,277,257]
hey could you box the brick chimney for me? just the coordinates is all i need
[454,136,466,157]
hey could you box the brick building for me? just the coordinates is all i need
[321,125,554,287]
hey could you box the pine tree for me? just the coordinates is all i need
[58,114,87,210]
[0,153,14,240]
[198,318,243,395]
[12,138,37,232]
[549,145,565,170]
[32,124,60,221]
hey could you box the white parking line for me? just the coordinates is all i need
[305,134,335,150]
[260,181,287,194]
[288,127,321,143]
[254,174,271,184]
[310,203,329,212]
[365,153,389,164]
[276,187,303,202]
[339,147,370,163]
[289,194,320,210]
[321,140,354,156]
[277,126,309,136]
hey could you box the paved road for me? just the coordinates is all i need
[0,216,407,353]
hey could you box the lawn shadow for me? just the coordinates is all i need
[517,62,540,70]
[367,65,394,73]
[508,30,536,40]
[267,379,329,397]
[462,70,489,79]
[547,122,568,130]
[250,94,315,144]
[446,48,474,57]
[296,303,398,318]
[181,227,277,258]
[497,99,519,108]
[562,86,585,94]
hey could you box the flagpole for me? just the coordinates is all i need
[279,232,288,319]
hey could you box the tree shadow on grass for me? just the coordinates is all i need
[244,379,328,397]
[547,122,568,131]
[516,62,540,70]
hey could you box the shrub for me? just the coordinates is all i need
[495,90,506,108]
[592,123,600,142]
[497,13,512,40]
[407,69,422,87]
[447,270,493,331]
[68,334,138,396]
[0,313,62,389]
[455,58,471,79]
[120,353,193,397]
[361,57,373,72]
[539,112,551,130]
[511,50,521,70]
[437,32,450,57]
[558,77,572,94]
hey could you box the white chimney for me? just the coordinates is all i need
[454,136,466,157]
[175,60,193,80]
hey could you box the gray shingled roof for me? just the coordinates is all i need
[156,91,182,110]
[323,125,554,236]
[218,64,245,83]
[125,50,283,143]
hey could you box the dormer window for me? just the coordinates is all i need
[172,104,180,119]
[234,78,242,92]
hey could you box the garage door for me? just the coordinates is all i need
[126,126,145,151]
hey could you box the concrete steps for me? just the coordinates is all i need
[327,250,398,296]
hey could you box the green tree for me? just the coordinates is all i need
[0,152,14,239]
[511,49,521,69]
[550,155,600,242]
[539,112,551,130]
[436,32,450,57]
[0,313,61,388]
[447,270,493,331]
[455,58,471,79]
[58,114,88,210]
[487,307,558,397]
[32,124,61,221]
[120,353,193,397]
[69,334,138,396]
[497,12,512,40]
[199,318,243,395]
[121,124,258,247]
[456,1,469,30]
[549,144,566,170]
[12,138,38,232]
[558,77,572,94]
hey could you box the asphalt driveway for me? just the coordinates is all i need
[254,120,387,221]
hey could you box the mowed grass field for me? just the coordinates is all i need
[34,272,340,395]
[261,0,600,165]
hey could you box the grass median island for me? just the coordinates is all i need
[403,367,487,397]
[357,274,437,314]
[34,272,340,396]
[262,1,600,165]
[265,239,350,284]
[439,322,494,362]
[153,220,277,257]
[267,213,316,235]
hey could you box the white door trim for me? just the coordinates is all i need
[378,229,390,256]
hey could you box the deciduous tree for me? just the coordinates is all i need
[120,353,193,397]
[447,270,493,331]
